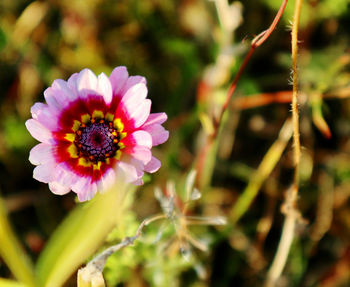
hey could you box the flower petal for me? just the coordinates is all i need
[52,79,78,102]
[116,83,148,121]
[25,119,52,144]
[44,79,77,110]
[77,69,98,97]
[127,99,151,128]
[96,168,116,192]
[143,112,168,127]
[109,66,129,96]
[144,156,161,173]
[53,163,80,186]
[97,72,113,105]
[121,76,147,94]
[132,178,144,185]
[116,157,144,183]
[126,146,152,165]
[123,130,152,148]
[49,181,71,195]
[72,177,97,202]
[31,103,59,131]
[142,124,169,146]
[67,72,79,95]
[33,164,55,183]
[29,143,55,165]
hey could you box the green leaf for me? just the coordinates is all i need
[35,185,129,287]
[0,278,25,287]
[0,198,36,287]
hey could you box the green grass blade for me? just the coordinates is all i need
[0,278,27,287]
[0,278,26,287]
[230,118,293,224]
[35,185,128,287]
[0,198,36,287]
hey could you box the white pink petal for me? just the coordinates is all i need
[52,79,78,102]
[127,99,151,128]
[77,69,98,96]
[123,130,153,148]
[49,181,71,195]
[67,73,80,96]
[143,112,168,127]
[72,177,97,202]
[44,79,77,110]
[96,168,116,193]
[121,75,147,94]
[97,73,113,104]
[25,119,53,144]
[30,103,59,131]
[115,155,145,183]
[117,83,148,119]
[109,66,129,96]
[126,146,152,165]
[29,143,54,165]
[33,164,55,183]
[144,156,161,173]
[142,124,169,146]
[52,163,80,187]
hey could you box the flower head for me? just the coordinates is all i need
[26,67,169,201]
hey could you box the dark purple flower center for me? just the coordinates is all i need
[75,120,120,162]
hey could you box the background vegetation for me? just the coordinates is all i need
[0,0,349,286]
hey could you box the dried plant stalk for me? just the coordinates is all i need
[265,0,303,285]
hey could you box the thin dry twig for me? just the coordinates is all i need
[265,0,303,285]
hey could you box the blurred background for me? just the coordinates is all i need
[0,0,350,286]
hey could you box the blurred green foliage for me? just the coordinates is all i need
[265,0,350,26]
[1,0,350,286]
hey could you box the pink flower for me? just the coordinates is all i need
[26,67,169,201]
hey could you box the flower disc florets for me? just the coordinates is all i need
[26,67,169,201]
[75,118,123,163]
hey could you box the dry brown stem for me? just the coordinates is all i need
[265,0,303,285]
